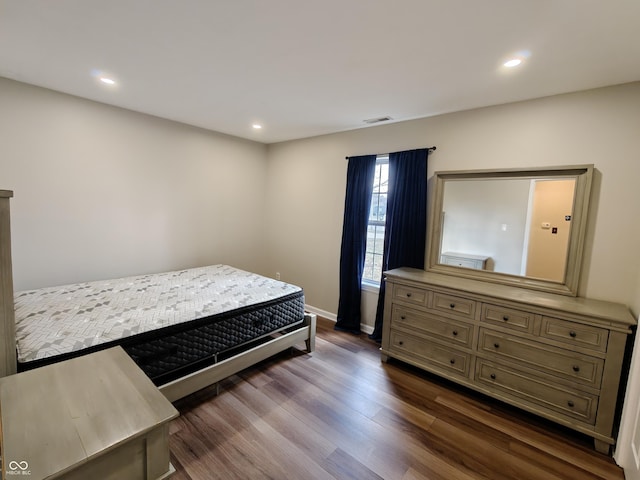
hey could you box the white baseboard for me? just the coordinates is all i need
[360,323,374,335]
[304,304,374,336]
[304,305,336,322]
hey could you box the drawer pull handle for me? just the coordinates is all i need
[400,315,406,320]
[502,316,509,322]
[398,341,404,346]
[406,293,412,298]
[567,400,575,408]
[450,303,455,309]
[450,359,456,364]
[452,330,458,336]
[569,330,577,338]
[572,365,581,372]
[490,373,496,380]
[493,343,500,349]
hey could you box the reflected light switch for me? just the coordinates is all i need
[501,224,507,231]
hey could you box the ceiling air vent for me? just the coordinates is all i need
[363,116,392,125]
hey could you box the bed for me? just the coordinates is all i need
[0,191,316,401]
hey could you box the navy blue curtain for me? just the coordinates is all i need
[335,155,377,334]
[370,148,429,341]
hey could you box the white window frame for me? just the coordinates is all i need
[362,155,389,288]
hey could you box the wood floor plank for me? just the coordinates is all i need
[507,440,605,480]
[169,317,624,480]
[323,448,385,480]
[261,359,443,479]
[274,384,411,479]
[426,417,568,480]
[401,459,483,480]
[434,393,618,479]
[371,402,437,435]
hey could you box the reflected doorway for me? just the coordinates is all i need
[522,179,576,282]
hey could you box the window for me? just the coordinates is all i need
[363,156,388,285]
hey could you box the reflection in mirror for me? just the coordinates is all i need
[427,165,593,296]
[440,178,576,282]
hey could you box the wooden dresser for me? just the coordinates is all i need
[0,347,179,479]
[380,267,636,454]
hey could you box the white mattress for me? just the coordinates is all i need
[15,265,302,363]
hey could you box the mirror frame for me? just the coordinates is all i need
[426,164,594,296]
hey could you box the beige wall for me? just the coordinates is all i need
[264,82,640,327]
[2,77,639,325]
[0,78,268,291]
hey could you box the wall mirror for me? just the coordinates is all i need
[426,165,593,296]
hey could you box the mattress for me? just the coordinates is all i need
[15,265,305,383]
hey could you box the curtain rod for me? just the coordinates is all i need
[345,146,436,160]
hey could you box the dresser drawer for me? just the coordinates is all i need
[481,304,534,334]
[475,359,598,424]
[393,284,428,306]
[390,330,471,377]
[432,292,476,320]
[391,305,474,348]
[478,329,604,388]
[541,317,609,353]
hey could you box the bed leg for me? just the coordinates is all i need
[304,313,317,353]
[213,353,220,395]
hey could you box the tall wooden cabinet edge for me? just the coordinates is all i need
[380,267,636,454]
[0,190,16,377]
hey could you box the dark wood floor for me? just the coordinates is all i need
[168,317,624,480]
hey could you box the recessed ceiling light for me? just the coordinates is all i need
[503,59,522,68]
[252,124,262,129]
[99,76,116,85]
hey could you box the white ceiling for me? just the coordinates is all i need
[1,0,639,144]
